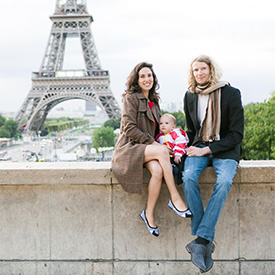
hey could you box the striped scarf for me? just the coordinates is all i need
[195,81,229,142]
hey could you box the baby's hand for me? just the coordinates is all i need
[174,156,181,164]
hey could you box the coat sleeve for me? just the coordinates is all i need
[122,94,155,144]
[209,88,244,154]
[184,91,196,146]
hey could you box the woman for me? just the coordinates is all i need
[112,62,192,237]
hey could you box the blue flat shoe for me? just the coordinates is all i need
[168,199,193,218]
[139,210,159,237]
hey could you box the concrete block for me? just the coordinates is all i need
[0,185,50,259]
[0,162,112,185]
[0,262,49,275]
[113,184,177,260]
[114,261,239,275]
[206,261,239,274]
[241,167,275,183]
[240,161,275,183]
[111,167,151,185]
[50,185,113,260]
[0,261,113,275]
[240,184,275,260]
[240,261,275,275]
[212,184,239,259]
[172,187,193,260]
[113,261,196,275]
[47,261,113,275]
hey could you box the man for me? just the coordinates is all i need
[183,55,244,273]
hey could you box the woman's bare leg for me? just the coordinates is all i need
[144,144,188,211]
[144,160,163,227]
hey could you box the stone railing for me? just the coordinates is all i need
[0,161,274,275]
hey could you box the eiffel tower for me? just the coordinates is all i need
[16,0,121,132]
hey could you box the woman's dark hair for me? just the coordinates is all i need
[123,62,160,102]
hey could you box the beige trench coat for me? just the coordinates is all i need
[111,92,161,194]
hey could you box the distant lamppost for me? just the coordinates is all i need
[90,148,97,161]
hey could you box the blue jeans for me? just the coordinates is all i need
[183,155,238,242]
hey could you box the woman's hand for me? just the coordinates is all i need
[186,146,212,157]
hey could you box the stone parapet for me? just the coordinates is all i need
[0,161,274,274]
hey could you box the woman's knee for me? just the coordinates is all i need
[156,145,170,159]
[151,165,163,180]
[147,161,163,179]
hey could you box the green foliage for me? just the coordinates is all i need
[0,115,6,127]
[172,110,186,130]
[161,110,186,130]
[0,127,10,138]
[92,126,115,152]
[0,116,21,138]
[4,119,18,138]
[103,118,121,130]
[44,118,89,133]
[242,92,275,160]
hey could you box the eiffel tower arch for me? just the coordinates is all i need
[15,0,121,132]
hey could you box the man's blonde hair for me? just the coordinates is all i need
[187,55,223,93]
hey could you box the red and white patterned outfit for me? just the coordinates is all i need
[156,128,189,157]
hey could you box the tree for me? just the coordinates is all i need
[5,119,18,138]
[103,118,121,130]
[92,126,115,151]
[171,110,186,130]
[242,92,275,160]
[0,115,6,127]
[0,127,10,138]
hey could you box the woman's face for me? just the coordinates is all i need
[192,61,211,85]
[138,67,154,93]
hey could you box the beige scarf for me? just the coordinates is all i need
[195,81,229,142]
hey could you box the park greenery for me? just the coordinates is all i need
[43,117,89,135]
[92,126,115,152]
[103,118,121,130]
[0,116,21,139]
[241,91,275,160]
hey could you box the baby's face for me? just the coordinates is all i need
[159,116,175,134]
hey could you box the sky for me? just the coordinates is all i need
[0,0,275,115]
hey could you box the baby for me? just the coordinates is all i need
[156,113,189,184]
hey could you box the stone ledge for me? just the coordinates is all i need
[0,160,274,274]
[0,162,111,185]
[0,160,274,185]
[0,261,274,275]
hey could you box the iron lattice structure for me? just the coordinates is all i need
[16,0,121,132]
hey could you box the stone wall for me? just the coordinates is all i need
[0,161,274,275]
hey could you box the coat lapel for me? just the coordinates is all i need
[136,93,155,123]
[151,102,161,125]
[189,92,200,129]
